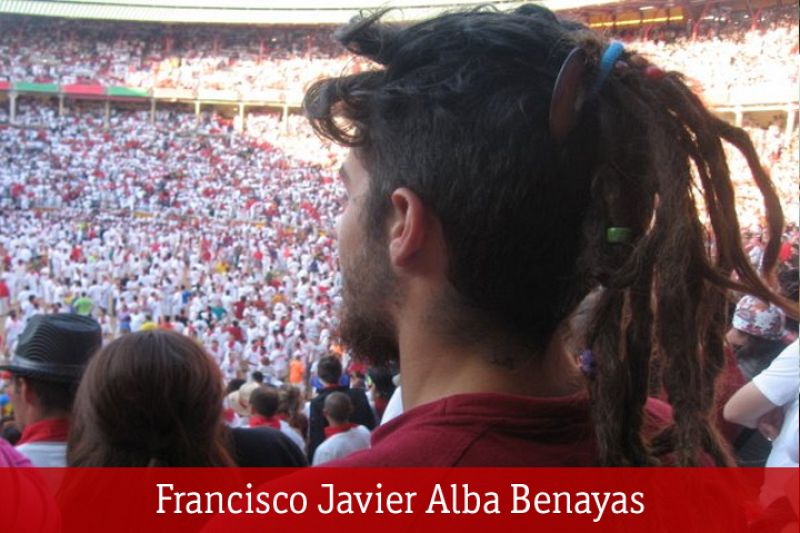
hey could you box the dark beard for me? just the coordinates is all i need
[339,301,399,367]
[337,245,400,368]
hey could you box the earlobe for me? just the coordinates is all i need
[388,188,426,267]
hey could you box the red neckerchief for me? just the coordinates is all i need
[249,415,281,429]
[18,417,70,445]
[324,423,356,440]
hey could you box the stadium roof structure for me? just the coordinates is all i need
[0,0,623,25]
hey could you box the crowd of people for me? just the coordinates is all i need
[0,103,347,384]
[0,4,797,491]
[623,4,798,103]
[0,5,797,102]
[0,18,367,96]
[0,98,388,468]
[0,99,794,361]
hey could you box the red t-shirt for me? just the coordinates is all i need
[226,325,244,343]
[779,241,793,263]
[328,392,673,467]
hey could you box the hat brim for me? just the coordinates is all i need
[226,391,250,417]
[0,358,85,383]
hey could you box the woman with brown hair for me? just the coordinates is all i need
[67,330,234,467]
[277,384,309,445]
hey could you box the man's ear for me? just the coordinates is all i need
[16,377,36,406]
[387,188,428,268]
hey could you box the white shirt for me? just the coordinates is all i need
[380,384,404,425]
[752,340,799,468]
[312,425,371,466]
[16,441,67,467]
[279,420,306,454]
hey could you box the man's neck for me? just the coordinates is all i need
[397,319,582,411]
[324,420,356,439]
[19,406,62,430]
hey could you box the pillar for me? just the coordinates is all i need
[785,106,796,144]
[9,92,16,124]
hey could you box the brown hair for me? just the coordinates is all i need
[278,384,308,438]
[67,330,234,467]
[250,386,280,418]
[323,392,354,425]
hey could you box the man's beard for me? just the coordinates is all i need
[338,241,400,368]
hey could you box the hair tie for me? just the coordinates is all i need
[590,41,625,98]
[644,65,666,80]
[606,227,632,244]
[579,349,596,376]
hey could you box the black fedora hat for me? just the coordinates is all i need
[0,314,101,382]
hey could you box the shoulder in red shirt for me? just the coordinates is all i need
[328,392,673,467]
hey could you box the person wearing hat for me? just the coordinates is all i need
[724,295,792,466]
[0,314,101,466]
[727,294,791,382]
[226,381,261,425]
[224,382,308,467]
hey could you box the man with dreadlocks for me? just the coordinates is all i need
[303,5,797,466]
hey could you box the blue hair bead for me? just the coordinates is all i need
[591,41,625,97]
[579,349,596,376]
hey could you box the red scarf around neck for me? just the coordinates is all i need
[324,423,357,440]
[249,415,281,429]
[17,417,70,445]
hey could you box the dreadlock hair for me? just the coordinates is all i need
[304,5,799,466]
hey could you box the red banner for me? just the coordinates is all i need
[61,84,105,96]
[1,468,797,533]
[0,81,10,91]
